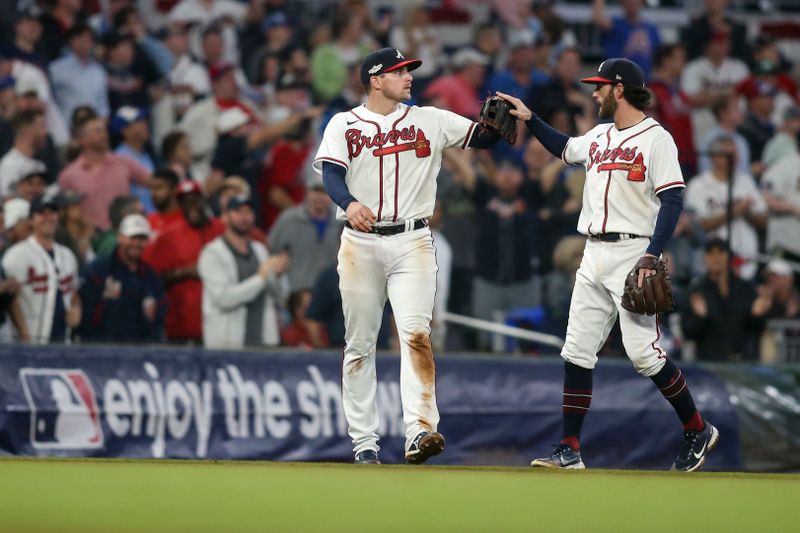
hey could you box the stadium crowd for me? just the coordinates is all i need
[0,0,799,362]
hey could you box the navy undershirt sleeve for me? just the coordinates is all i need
[322,161,357,211]
[467,125,501,149]
[647,187,684,257]
[525,114,570,159]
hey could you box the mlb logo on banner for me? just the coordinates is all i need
[19,368,104,450]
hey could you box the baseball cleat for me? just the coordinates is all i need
[354,450,381,464]
[405,431,445,464]
[671,420,720,472]
[530,443,586,469]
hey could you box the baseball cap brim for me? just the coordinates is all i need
[384,59,422,74]
[580,76,614,85]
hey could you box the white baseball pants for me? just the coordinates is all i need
[338,226,439,454]
[561,237,668,377]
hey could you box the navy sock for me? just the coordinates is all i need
[562,361,593,447]
[650,359,702,429]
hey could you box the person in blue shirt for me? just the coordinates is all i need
[592,0,661,78]
[79,214,165,343]
[112,106,157,213]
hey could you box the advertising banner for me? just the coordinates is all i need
[0,345,741,469]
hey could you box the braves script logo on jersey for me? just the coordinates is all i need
[20,368,104,450]
[345,126,431,160]
[588,142,647,181]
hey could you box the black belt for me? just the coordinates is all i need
[345,219,429,236]
[589,232,646,242]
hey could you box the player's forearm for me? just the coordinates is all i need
[646,188,683,257]
[525,114,569,160]
[467,125,500,149]
[322,162,357,211]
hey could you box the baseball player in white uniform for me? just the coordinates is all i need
[313,47,503,464]
[2,192,80,344]
[498,58,719,472]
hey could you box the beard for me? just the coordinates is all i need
[230,221,252,237]
[598,94,618,119]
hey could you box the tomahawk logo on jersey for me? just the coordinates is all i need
[313,103,476,223]
[563,117,684,236]
[20,368,104,450]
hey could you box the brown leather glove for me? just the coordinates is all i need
[479,96,517,144]
[620,255,674,315]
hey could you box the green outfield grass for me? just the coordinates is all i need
[0,458,797,533]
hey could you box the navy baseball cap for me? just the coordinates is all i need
[581,58,645,88]
[360,48,422,85]
[225,194,255,211]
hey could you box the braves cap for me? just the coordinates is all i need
[176,180,203,197]
[360,48,422,85]
[581,58,645,88]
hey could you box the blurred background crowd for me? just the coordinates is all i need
[0,0,799,363]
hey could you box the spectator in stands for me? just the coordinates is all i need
[245,11,296,87]
[472,160,538,349]
[648,44,696,176]
[527,47,593,137]
[14,168,47,204]
[0,109,48,198]
[388,5,443,98]
[109,6,163,90]
[591,0,660,78]
[542,235,585,336]
[697,94,751,177]
[11,79,64,179]
[684,0,749,62]
[103,32,148,113]
[2,5,46,69]
[112,106,156,213]
[168,0,247,67]
[310,13,372,103]
[472,22,504,80]
[762,144,800,263]
[38,0,85,63]
[2,192,80,343]
[737,78,777,176]
[424,48,488,120]
[281,289,327,348]
[681,29,749,144]
[305,263,393,349]
[160,130,193,182]
[147,168,181,239]
[681,237,770,361]
[198,195,288,348]
[93,195,143,258]
[178,62,259,183]
[48,23,110,122]
[686,136,767,279]
[760,259,800,320]
[144,180,223,343]
[524,137,580,274]
[79,214,165,343]
[484,32,547,101]
[162,23,210,96]
[55,189,95,267]
[0,198,31,255]
[57,115,151,231]
[0,76,15,154]
[268,177,343,292]
[763,106,800,168]
[199,24,250,94]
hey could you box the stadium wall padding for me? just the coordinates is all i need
[0,344,796,470]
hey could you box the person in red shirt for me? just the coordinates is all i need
[147,168,182,240]
[649,44,697,177]
[423,48,489,120]
[281,289,329,348]
[143,180,223,342]
[260,118,312,230]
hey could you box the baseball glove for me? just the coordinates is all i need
[479,96,517,144]
[620,255,674,315]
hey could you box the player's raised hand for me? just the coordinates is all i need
[495,91,532,122]
[346,202,377,232]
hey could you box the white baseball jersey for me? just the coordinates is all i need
[761,153,800,255]
[1,236,79,343]
[562,117,684,237]
[313,103,476,222]
[685,169,767,272]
